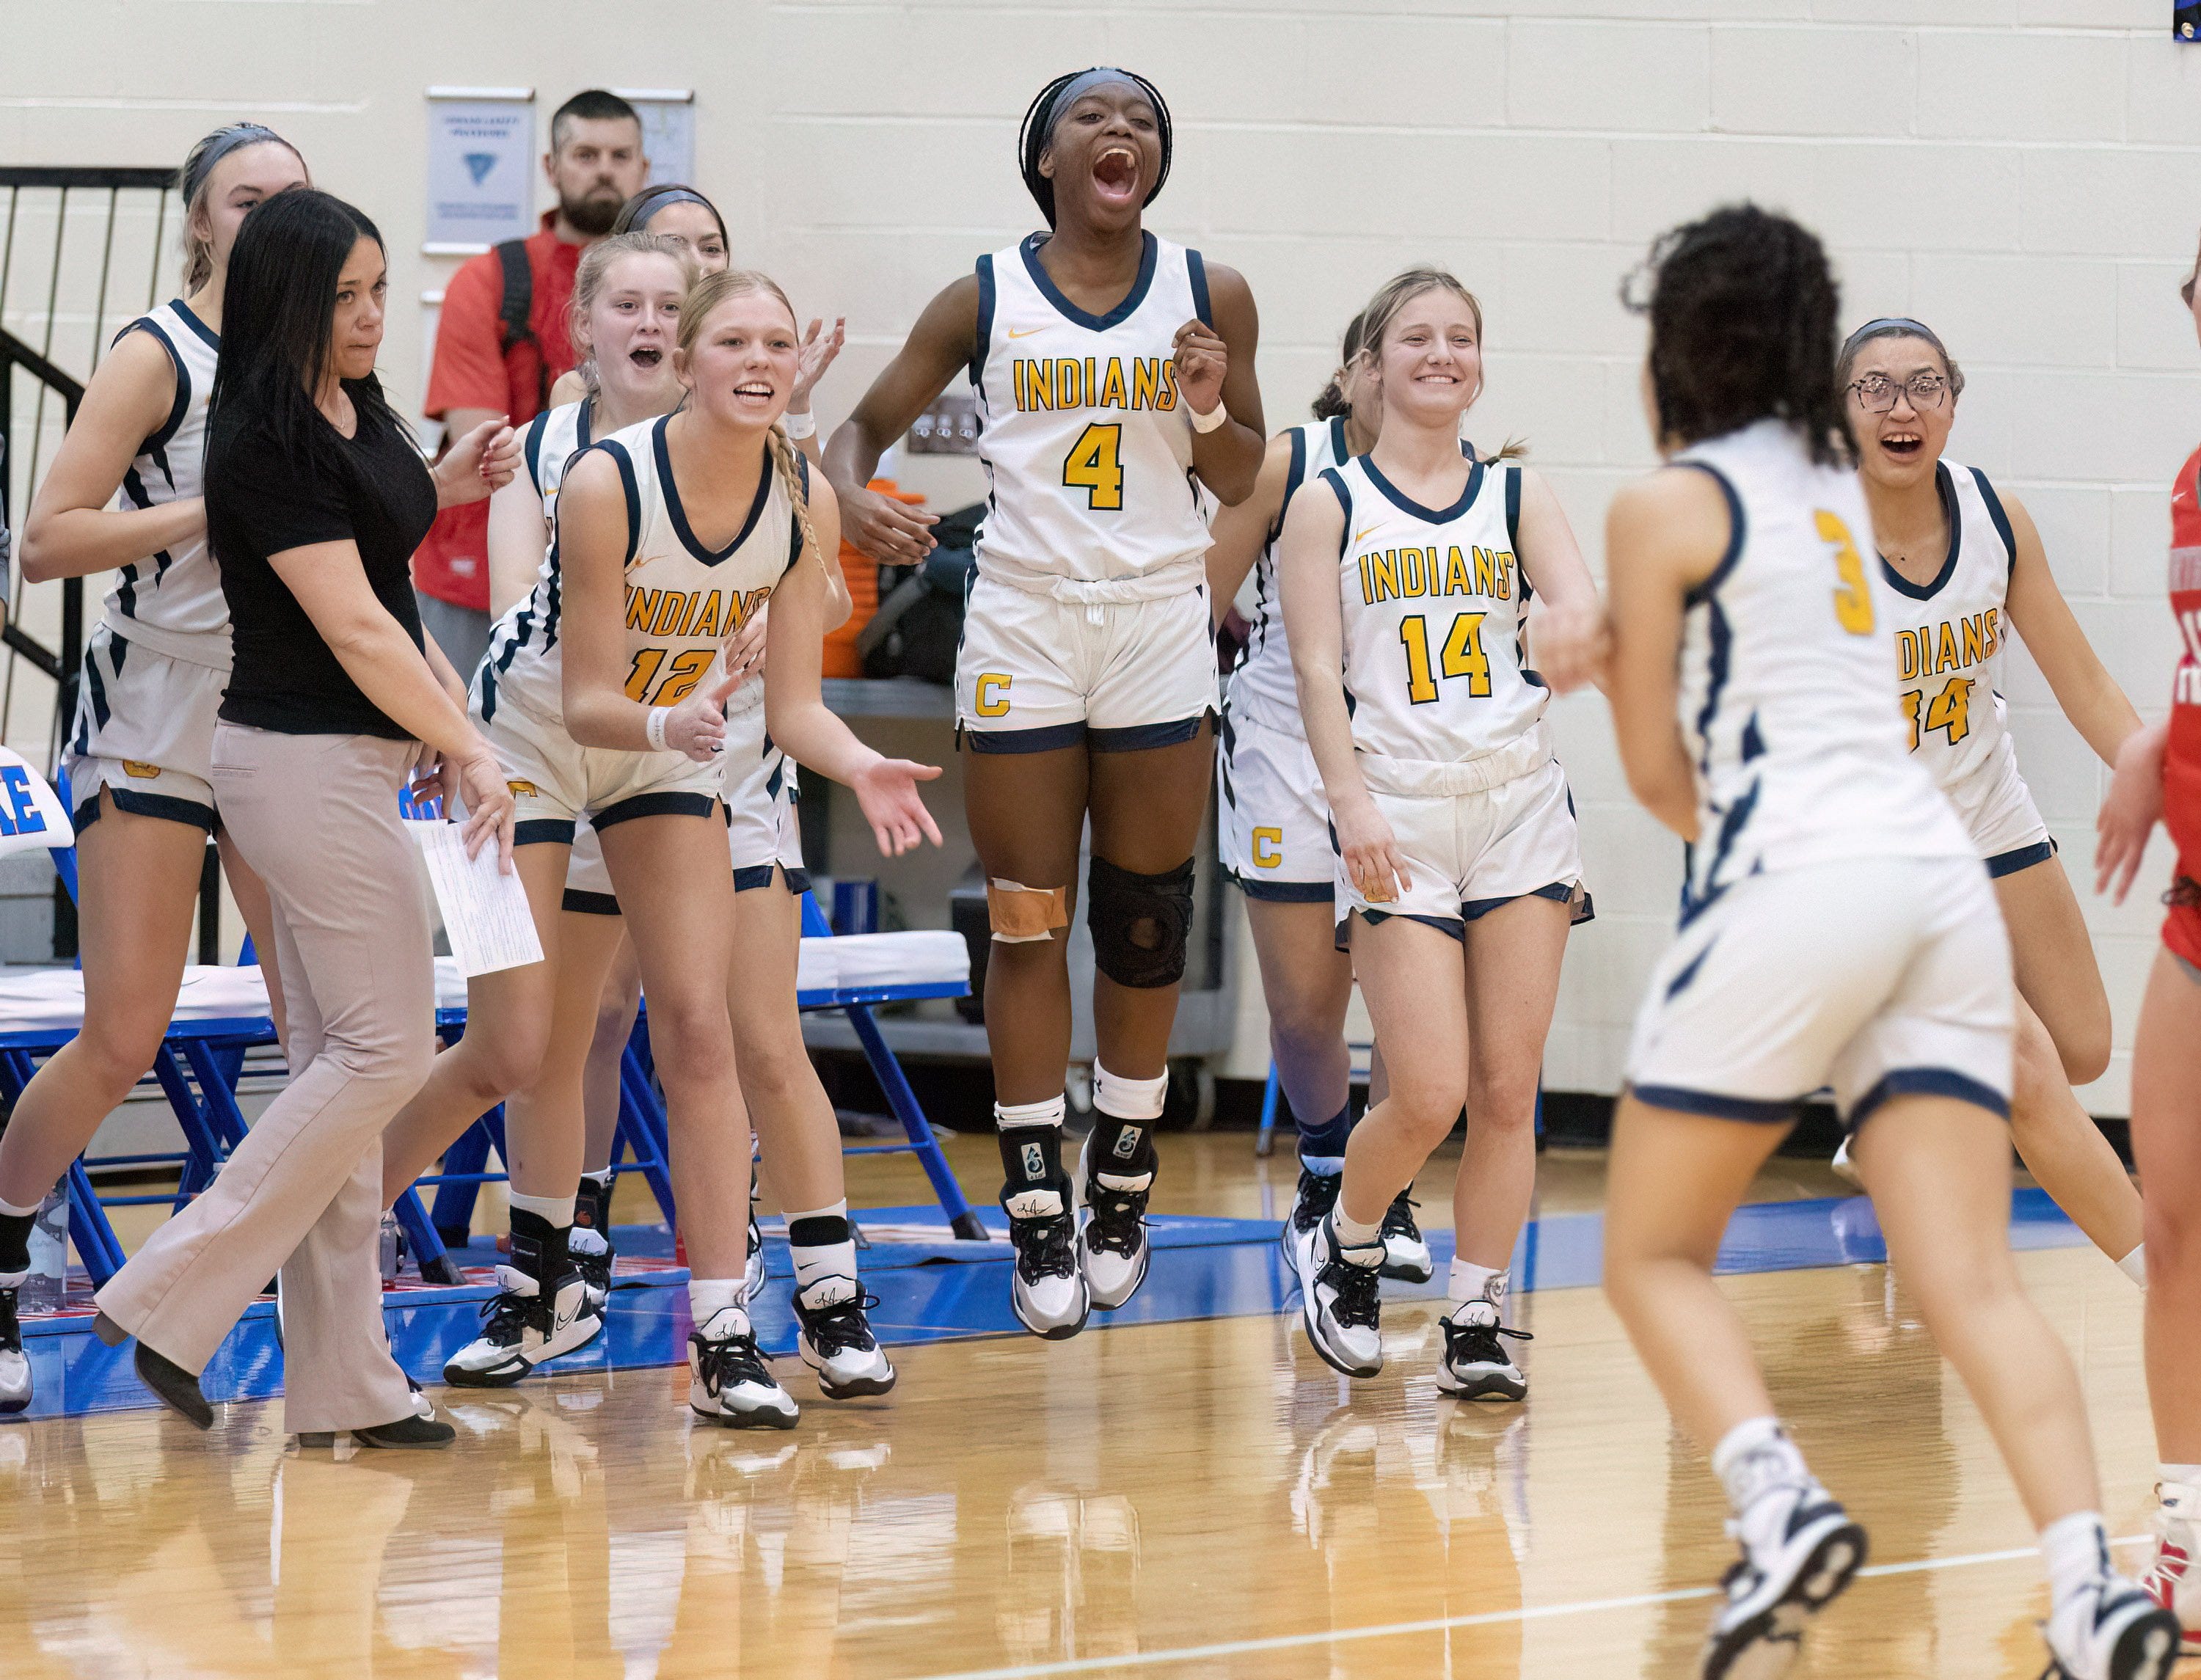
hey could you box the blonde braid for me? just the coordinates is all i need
[767,423,820,572]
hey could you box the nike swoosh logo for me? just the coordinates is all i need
[1007,326,1045,339]
[1355,527,1381,543]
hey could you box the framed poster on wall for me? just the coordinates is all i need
[616,89,696,186]
[424,87,536,253]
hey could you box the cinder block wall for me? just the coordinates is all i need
[7,1,2199,1110]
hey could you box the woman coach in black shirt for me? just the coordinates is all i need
[95,189,519,1447]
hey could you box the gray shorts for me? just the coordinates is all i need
[415,591,491,689]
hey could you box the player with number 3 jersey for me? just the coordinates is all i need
[827,68,1266,1343]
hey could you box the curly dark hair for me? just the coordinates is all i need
[1018,68,1172,230]
[1629,203,1852,468]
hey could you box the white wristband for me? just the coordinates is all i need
[646,706,671,752]
[1189,400,1228,434]
[782,410,817,441]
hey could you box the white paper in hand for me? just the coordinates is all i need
[406,819,543,977]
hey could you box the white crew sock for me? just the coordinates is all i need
[689,1277,746,1329]
[1711,1417,1809,1517]
[1329,1207,1385,1265]
[788,1199,858,1308]
[1448,1260,1508,1318]
[508,1190,577,1227]
[2040,1511,2111,1614]
[2117,1244,2148,1289]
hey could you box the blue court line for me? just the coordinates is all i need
[10,1188,2091,1421]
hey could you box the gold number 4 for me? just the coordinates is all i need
[1063,423,1125,511]
[1398,611,1492,705]
[1814,509,1875,636]
[1905,676,1974,750]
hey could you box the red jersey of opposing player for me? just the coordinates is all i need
[2164,446,2201,967]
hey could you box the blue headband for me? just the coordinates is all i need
[182,123,288,205]
[632,187,716,228]
[1840,316,1949,365]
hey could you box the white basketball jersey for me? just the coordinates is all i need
[1881,459,2024,811]
[1324,452,1546,771]
[480,412,800,728]
[1673,420,1971,921]
[103,299,229,665]
[971,232,1211,592]
[1227,417,1350,732]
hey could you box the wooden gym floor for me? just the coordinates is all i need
[3,1135,2179,1679]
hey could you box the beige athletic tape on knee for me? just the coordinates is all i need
[988,879,1069,944]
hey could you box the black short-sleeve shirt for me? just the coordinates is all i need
[208,388,437,738]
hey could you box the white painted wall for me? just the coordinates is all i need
[6,0,2200,1110]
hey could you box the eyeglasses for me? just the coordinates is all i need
[1847,372,1950,414]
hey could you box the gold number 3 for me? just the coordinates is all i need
[1814,510,1875,636]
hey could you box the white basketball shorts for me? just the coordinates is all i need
[1218,706,1332,901]
[63,624,225,830]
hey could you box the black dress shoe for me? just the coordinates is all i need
[136,1343,213,1429]
[297,1414,455,1450]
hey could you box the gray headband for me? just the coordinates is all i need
[1045,68,1146,140]
[632,187,715,227]
[181,123,289,205]
[1840,315,1949,368]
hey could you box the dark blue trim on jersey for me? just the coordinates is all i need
[784,450,813,571]
[1233,876,1334,904]
[964,719,1087,754]
[1679,775,1759,930]
[1877,461,1963,601]
[1504,464,1522,552]
[1692,596,1733,773]
[514,818,578,847]
[588,439,643,566]
[1330,415,1350,467]
[1848,1067,2010,1133]
[1970,464,2020,579]
[1358,452,1486,526]
[577,394,594,451]
[73,785,217,834]
[1986,837,2056,879]
[971,252,996,390]
[120,319,192,456]
[734,862,810,895]
[1663,938,1716,1001]
[170,296,219,351]
[523,410,553,496]
[1630,1084,1801,1125]
[81,649,113,733]
[1321,466,1352,559]
[1019,230,1158,332]
[1740,711,1764,762]
[1675,461,1746,607]
[594,789,720,831]
[562,887,621,916]
[1269,426,1309,546]
[1090,712,1211,752]
[1186,246,1211,326]
[654,415,772,566]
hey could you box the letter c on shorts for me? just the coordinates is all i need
[976,673,1012,717]
[1252,826,1283,869]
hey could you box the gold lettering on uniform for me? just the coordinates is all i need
[1358,554,1373,603]
[1497,551,1515,600]
[1099,358,1127,409]
[1029,360,1054,411]
[1445,545,1472,596]
[1084,357,1098,408]
[1961,614,1985,668]
[1013,362,1027,412]
[1133,359,1161,410]
[1158,359,1179,410]
[1985,607,2001,657]
[121,760,161,779]
[1935,621,1960,674]
[690,591,723,640]
[1370,550,1400,603]
[1058,358,1082,407]
[1252,827,1284,869]
[1402,549,1427,598]
[626,588,660,632]
[1897,629,1920,682]
[651,592,689,637]
[1474,547,1499,596]
[678,593,707,637]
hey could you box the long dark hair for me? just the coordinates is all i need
[1628,203,1851,468]
[208,189,409,470]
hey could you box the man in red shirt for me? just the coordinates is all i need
[415,89,649,676]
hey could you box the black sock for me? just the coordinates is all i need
[1298,1101,1353,1161]
[0,1208,31,1277]
[997,1125,1065,1199]
[1087,1112,1158,1179]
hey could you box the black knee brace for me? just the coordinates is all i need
[1086,856,1196,989]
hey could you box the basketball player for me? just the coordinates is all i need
[1208,312,1468,1285]
[532,269,938,1427]
[0,126,322,1416]
[378,233,693,1380]
[825,67,1265,1339]
[1597,204,2176,1680]
[2093,233,2201,1656]
[1278,269,1598,1400]
[1836,317,2147,1285]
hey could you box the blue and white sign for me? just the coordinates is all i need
[426,89,536,250]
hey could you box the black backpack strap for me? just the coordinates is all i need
[493,239,547,412]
